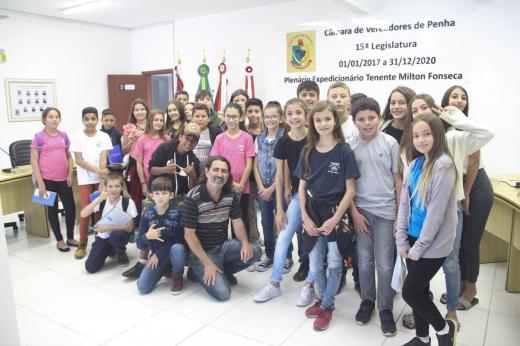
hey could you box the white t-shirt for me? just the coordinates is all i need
[70,130,113,185]
[94,196,137,239]
[341,116,359,145]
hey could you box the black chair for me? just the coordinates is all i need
[4,140,32,232]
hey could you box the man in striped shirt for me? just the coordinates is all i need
[182,156,261,301]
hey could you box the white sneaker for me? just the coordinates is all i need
[254,282,281,302]
[296,283,315,307]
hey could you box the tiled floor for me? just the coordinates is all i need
[5,221,520,346]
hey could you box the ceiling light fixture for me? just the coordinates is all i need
[61,0,113,15]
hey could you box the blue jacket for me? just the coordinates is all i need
[139,204,184,260]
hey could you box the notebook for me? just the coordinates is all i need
[32,188,57,207]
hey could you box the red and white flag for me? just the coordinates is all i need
[174,65,184,92]
[214,62,228,113]
[244,65,255,98]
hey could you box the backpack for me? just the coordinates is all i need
[35,130,70,153]
[99,196,130,214]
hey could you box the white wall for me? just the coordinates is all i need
[130,0,519,174]
[131,23,174,73]
[0,14,131,169]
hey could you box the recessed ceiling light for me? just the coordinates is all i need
[61,0,113,15]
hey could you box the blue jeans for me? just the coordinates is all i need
[85,231,129,273]
[188,239,261,301]
[442,207,463,311]
[137,243,186,294]
[356,209,395,311]
[257,195,291,260]
[309,237,343,310]
[271,193,312,283]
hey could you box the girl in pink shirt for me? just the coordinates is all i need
[134,109,170,195]
[30,107,77,252]
[210,103,255,237]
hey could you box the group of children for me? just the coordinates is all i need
[29,80,494,346]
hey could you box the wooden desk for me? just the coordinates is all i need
[481,174,520,292]
[0,166,80,238]
[0,166,49,237]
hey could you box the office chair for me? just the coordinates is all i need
[3,140,66,232]
[3,140,31,232]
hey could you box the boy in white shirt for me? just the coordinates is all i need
[81,172,137,273]
[69,107,113,259]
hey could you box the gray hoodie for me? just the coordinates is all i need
[396,153,457,259]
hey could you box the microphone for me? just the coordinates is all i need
[0,146,15,173]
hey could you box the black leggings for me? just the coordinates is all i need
[460,169,494,282]
[402,255,446,337]
[44,179,76,242]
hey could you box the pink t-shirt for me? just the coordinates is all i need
[133,134,170,181]
[30,130,69,181]
[125,124,145,158]
[210,131,255,193]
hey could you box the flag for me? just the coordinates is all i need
[214,62,228,113]
[174,65,184,92]
[245,65,255,98]
[197,63,211,92]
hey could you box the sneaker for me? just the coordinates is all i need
[313,307,333,331]
[355,300,375,325]
[305,300,323,318]
[170,277,184,295]
[255,257,274,272]
[122,261,145,278]
[437,319,456,346]
[379,310,397,337]
[74,243,87,259]
[283,258,294,274]
[293,263,309,282]
[117,252,130,266]
[296,283,315,307]
[403,337,431,346]
[254,282,281,302]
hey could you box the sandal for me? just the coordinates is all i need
[440,292,448,304]
[56,243,70,252]
[66,240,80,247]
[457,296,479,310]
[402,312,415,329]
[445,315,461,332]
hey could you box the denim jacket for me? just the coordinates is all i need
[256,129,284,187]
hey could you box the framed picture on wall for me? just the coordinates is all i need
[4,79,57,122]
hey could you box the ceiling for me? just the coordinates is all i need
[0,0,300,29]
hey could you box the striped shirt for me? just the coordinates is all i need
[181,184,241,250]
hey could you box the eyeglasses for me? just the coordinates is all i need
[264,116,279,120]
